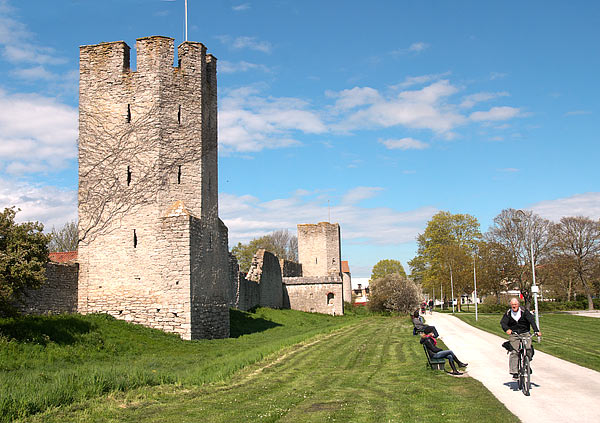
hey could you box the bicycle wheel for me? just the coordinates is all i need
[517,351,523,390]
[523,355,531,396]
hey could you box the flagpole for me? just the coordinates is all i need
[185,0,188,41]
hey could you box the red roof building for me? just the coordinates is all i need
[48,251,78,263]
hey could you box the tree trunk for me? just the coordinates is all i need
[567,275,572,302]
[587,293,594,311]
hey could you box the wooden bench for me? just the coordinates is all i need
[423,344,446,370]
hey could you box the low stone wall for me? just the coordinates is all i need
[14,262,79,314]
[283,276,344,315]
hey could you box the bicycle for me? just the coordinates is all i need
[515,333,532,396]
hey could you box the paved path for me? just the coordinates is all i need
[426,312,600,423]
[564,310,600,318]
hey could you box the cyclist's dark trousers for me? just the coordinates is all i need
[508,332,532,374]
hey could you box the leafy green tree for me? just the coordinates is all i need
[410,211,481,311]
[48,221,78,252]
[370,259,406,280]
[231,229,298,273]
[0,207,51,314]
[368,273,421,314]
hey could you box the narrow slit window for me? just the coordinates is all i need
[133,229,137,248]
[177,105,181,124]
[177,165,182,184]
[126,104,131,123]
[315,258,318,264]
[127,166,132,186]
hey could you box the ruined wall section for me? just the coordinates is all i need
[247,249,283,309]
[14,263,79,314]
[280,259,302,277]
[297,223,341,277]
[283,276,344,316]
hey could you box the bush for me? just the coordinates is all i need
[368,273,420,314]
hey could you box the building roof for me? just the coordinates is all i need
[49,251,78,263]
[341,260,350,273]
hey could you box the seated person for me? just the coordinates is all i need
[420,330,468,375]
[412,310,439,338]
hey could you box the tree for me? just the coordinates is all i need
[486,209,551,307]
[48,221,78,252]
[231,229,298,273]
[0,207,51,314]
[370,259,406,280]
[552,216,600,310]
[410,211,481,311]
[368,273,421,314]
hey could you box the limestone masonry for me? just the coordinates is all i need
[78,36,230,339]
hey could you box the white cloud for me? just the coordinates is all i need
[219,60,270,74]
[460,91,509,108]
[0,89,78,174]
[219,86,326,152]
[529,193,600,222]
[11,65,56,80]
[490,72,507,80]
[0,4,66,66]
[392,72,451,89]
[327,86,381,111]
[564,110,592,116]
[332,80,466,134]
[469,106,521,122]
[409,42,429,52]
[216,35,272,53]
[499,168,519,172]
[0,178,77,230]
[341,186,384,204]
[220,188,438,246]
[380,138,429,150]
[232,3,251,11]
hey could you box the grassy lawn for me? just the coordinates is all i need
[18,314,518,423]
[453,312,600,372]
[0,309,357,422]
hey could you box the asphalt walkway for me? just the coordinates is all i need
[426,312,600,423]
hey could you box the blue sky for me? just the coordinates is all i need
[0,0,598,277]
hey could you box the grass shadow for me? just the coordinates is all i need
[229,308,282,338]
[0,314,94,345]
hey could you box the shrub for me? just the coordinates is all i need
[368,273,420,314]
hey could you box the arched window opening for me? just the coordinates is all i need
[327,292,334,305]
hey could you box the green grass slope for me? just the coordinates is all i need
[23,315,517,423]
[0,309,356,422]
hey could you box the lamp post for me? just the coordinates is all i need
[450,263,455,313]
[513,210,541,342]
[473,253,478,321]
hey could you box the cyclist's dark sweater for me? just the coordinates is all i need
[420,335,442,357]
[500,306,539,334]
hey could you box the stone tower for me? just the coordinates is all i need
[297,222,342,278]
[77,36,231,339]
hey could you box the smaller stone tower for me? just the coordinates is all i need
[297,222,341,278]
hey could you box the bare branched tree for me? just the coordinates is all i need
[48,221,78,252]
[486,209,552,306]
[551,216,600,310]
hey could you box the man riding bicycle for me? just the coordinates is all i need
[500,298,541,379]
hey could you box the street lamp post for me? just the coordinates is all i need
[514,210,541,342]
[450,264,455,313]
[473,254,478,321]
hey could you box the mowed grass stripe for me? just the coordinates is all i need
[454,313,600,371]
[30,316,518,423]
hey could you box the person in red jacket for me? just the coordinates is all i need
[420,331,468,375]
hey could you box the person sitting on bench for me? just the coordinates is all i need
[420,330,468,375]
[412,310,439,338]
